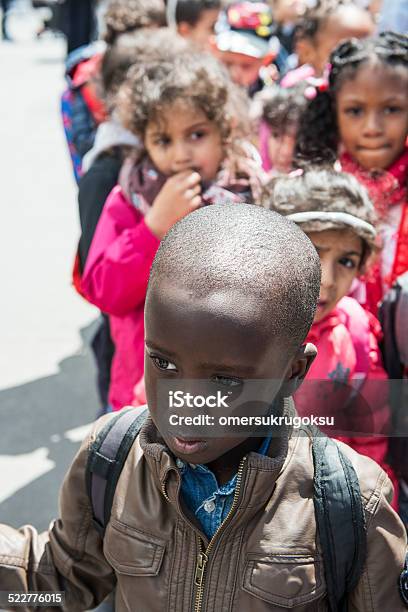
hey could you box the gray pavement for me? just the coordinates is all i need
[0,11,101,531]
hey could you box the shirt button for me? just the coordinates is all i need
[204,500,216,513]
[176,459,184,469]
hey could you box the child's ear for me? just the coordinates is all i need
[177,21,193,38]
[280,342,317,397]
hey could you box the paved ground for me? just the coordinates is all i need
[0,3,101,532]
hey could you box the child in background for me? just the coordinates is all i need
[78,29,189,271]
[82,52,265,411]
[73,30,188,413]
[62,0,166,183]
[212,1,279,94]
[280,0,374,87]
[267,167,398,506]
[296,33,408,314]
[252,82,308,173]
[267,0,306,71]
[165,0,221,50]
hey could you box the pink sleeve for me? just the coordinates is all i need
[82,186,161,316]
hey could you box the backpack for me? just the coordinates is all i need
[61,43,106,183]
[61,88,88,183]
[379,271,408,379]
[86,406,367,612]
[378,272,408,479]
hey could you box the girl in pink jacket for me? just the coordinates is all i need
[82,51,265,411]
[267,167,398,508]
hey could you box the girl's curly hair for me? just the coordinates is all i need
[295,32,408,166]
[101,29,188,112]
[265,166,378,267]
[117,52,236,145]
[104,0,166,45]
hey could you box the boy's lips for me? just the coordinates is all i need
[171,436,208,456]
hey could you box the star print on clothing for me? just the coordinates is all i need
[328,362,351,390]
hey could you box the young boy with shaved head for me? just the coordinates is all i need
[0,204,406,610]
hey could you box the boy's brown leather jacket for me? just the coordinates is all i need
[0,401,407,611]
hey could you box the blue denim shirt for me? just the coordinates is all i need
[178,437,271,540]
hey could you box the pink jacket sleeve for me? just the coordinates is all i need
[82,186,161,316]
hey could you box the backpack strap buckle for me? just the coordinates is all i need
[400,552,408,607]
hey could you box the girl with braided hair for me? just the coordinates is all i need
[296,32,408,315]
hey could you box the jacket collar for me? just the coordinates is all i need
[138,397,297,519]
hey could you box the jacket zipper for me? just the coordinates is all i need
[161,481,171,502]
[193,455,248,612]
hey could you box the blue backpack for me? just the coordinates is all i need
[61,43,104,183]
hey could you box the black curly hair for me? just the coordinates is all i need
[295,32,408,165]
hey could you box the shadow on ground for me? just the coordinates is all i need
[0,319,101,531]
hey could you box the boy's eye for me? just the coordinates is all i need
[339,257,357,270]
[150,356,178,372]
[212,375,242,388]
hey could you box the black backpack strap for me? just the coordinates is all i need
[378,282,402,379]
[311,428,367,612]
[400,551,408,607]
[86,407,149,534]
